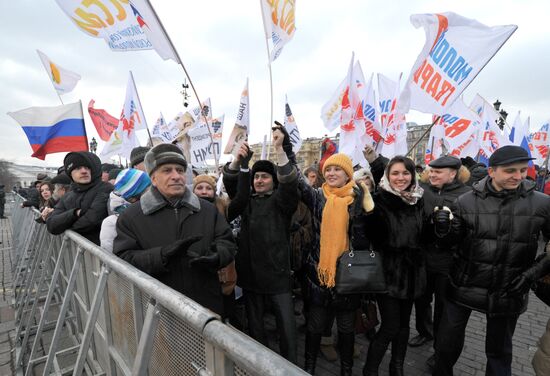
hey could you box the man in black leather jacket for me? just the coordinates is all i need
[433,146,550,376]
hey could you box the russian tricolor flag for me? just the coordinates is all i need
[8,101,88,160]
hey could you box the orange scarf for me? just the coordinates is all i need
[318,181,355,288]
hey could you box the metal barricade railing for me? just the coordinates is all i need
[10,196,308,376]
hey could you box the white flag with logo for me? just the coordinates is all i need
[284,96,303,153]
[321,54,354,132]
[378,73,407,157]
[224,79,250,156]
[399,12,517,115]
[55,0,179,62]
[260,0,296,61]
[37,50,81,95]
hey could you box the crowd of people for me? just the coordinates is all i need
[11,126,550,376]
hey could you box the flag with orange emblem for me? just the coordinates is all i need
[36,50,81,95]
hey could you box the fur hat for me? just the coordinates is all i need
[193,174,217,190]
[130,146,151,168]
[322,153,354,179]
[144,144,188,176]
[114,168,151,200]
[251,160,278,188]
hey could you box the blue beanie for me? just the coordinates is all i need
[114,169,151,200]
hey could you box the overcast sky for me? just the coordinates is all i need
[1,0,549,168]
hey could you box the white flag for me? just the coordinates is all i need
[529,121,550,165]
[55,0,179,63]
[151,112,171,143]
[224,79,250,156]
[189,115,224,167]
[399,12,517,115]
[260,0,296,61]
[100,72,148,159]
[321,54,354,132]
[379,73,407,157]
[36,50,81,95]
[284,96,302,153]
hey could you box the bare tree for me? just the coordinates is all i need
[0,160,18,190]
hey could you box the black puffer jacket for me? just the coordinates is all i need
[298,176,370,309]
[46,153,112,245]
[113,186,236,316]
[365,189,428,300]
[223,162,299,295]
[421,179,471,273]
[447,177,550,317]
[22,187,40,209]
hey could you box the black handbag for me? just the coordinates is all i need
[335,245,387,295]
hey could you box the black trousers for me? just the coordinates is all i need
[414,271,449,345]
[433,299,519,376]
[307,304,355,335]
[364,295,414,371]
[244,290,297,363]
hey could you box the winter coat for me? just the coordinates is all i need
[22,187,40,209]
[298,176,370,309]
[113,186,236,315]
[46,180,113,245]
[466,163,488,186]
[365,189,428,300]
[222,163,299,294]
[419,167,471,273]
[290,201,313,272]
[100,192,131,252]
[446,177,550,317]
[0,188,5,203]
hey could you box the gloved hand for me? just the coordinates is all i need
[240,146,254,169]
[160,235,203,264]
[504,273,533,297]
[433,208,452,236]
[189,252,220,271]
[273,121,296,164]
[363,145,378,164]
[359,181,375,212]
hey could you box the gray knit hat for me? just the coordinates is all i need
[130,146,151,168]
[144,144,188,176]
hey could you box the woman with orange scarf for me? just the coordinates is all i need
[298,153,374,376]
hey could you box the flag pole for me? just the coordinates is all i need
[406,116,441,157]
[129,71,154,147]
[145,1,218,169]
[143,0,219,169]
[259,0,274,159]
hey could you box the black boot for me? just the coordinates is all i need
[389,329,409,376]
[304,332,322,375]
[338,332,354,376]
[362,338,387,376]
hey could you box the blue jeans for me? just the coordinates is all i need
[433,299,519,376]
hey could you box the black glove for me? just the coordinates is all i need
[240,146,254,169]
[160,235,203,264]
[189,252,220,271]
[273,121,296,164]
[504,273,532,297]
[433,208,451,236]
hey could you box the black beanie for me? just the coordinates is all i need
[130,146,151,168]
[108,168,122,181]
[50,173,72,186]
[64,152,101,182]
[101,163,118,173]
[251,160,278,188]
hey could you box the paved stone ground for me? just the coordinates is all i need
[0,200,16,375]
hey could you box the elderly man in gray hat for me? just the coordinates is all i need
[433,146,550,376]
[113,144,236,315]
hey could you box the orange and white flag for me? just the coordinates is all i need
[261,0,296,61]
[36,50,81,95]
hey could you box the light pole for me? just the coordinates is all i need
[89,137,98,154]
[493,99,508,130]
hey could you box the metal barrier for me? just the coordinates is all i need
[11,196,308,376]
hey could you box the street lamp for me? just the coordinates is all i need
[493,100,508,130]
[89,137,98,154]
